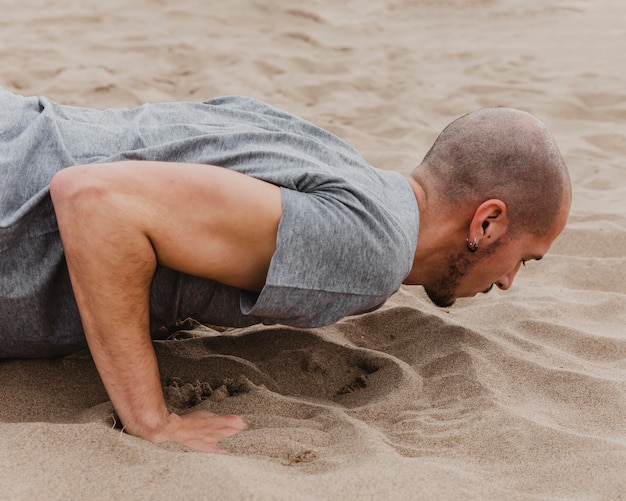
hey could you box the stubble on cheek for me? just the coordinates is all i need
[423,236,506,308]
[423,250,472,308]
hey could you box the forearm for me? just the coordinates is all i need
[83,315,169,438]
[50,165,170,437]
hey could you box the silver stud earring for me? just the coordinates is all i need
[466,236,478,252]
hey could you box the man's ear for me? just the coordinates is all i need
[469,199,508,245]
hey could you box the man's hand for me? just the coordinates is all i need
[150,411,248,453]
[50,161,282,451]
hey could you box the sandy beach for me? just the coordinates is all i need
[1,0,625,499]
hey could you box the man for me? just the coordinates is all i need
[0,88,571,452]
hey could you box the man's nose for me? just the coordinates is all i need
[496,263,521,290]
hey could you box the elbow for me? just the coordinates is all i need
[50,165,108,221]
[51,165,90,201]
[50,166,81,206]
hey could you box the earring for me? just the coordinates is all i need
[466,236,478,252]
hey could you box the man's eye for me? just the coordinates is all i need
[521,260,527,267]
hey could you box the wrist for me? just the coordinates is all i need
[120,406,172,442]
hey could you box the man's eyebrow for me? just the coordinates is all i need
[533,256,544,261]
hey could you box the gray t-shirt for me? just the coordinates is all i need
[0,88,419,358]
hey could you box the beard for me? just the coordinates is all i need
[423,249,473,307]
[423,236,506,308]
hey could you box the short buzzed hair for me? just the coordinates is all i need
[417,108,571,236]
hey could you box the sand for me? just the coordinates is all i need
[1,0,625,499]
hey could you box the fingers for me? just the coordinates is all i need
[152,411,248,453]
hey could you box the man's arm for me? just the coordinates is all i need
[50,160,283,452]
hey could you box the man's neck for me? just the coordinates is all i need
[402,175,464,286]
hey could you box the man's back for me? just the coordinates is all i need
[0,90,418,357]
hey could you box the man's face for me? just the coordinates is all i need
[424,208,568,307]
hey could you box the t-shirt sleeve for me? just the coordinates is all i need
[239,185,411,327]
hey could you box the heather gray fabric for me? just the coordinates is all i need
[0,88,419,358]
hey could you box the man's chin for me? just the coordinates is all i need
[424,288,456,308]
[426,285,493,307]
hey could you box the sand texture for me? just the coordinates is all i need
[1,0,625,499]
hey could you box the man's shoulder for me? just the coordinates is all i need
[276,172,418,293]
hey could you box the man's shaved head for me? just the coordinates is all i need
[415,108,571,236]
